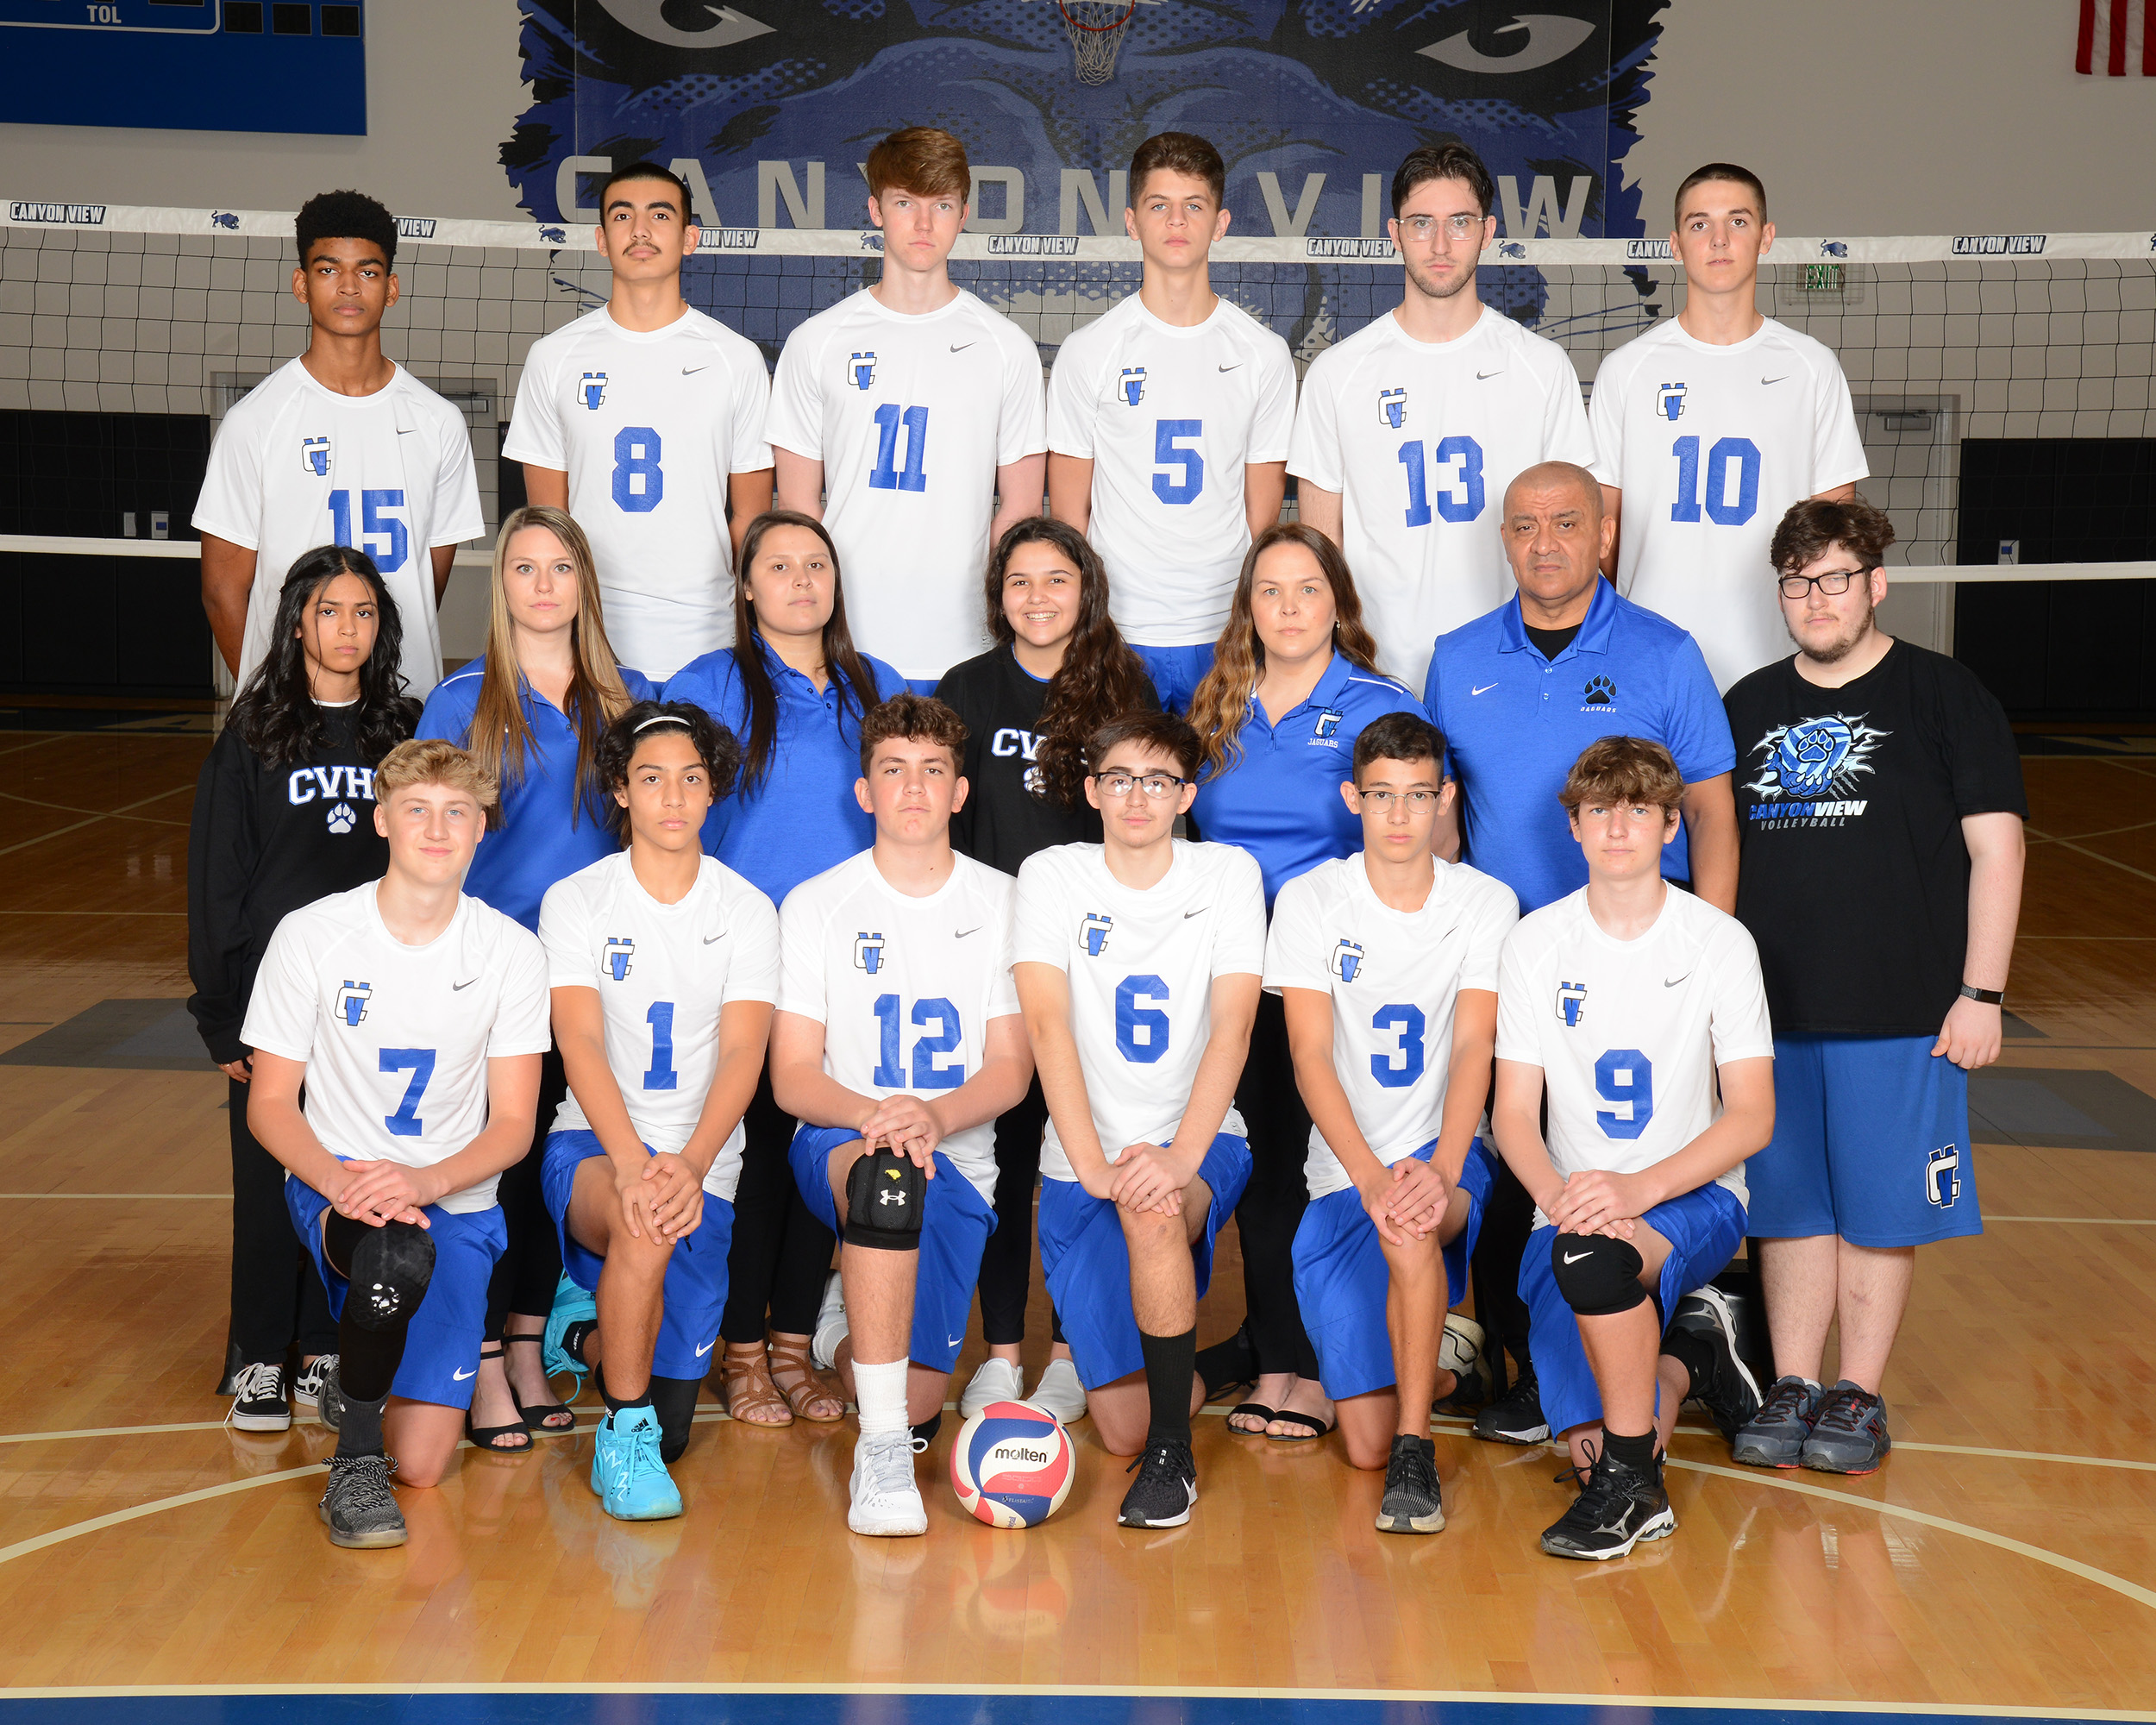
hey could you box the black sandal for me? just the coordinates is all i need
[500,1333,579,1434]
[1266,1408,1335,1442]
[1225,1401,1276,1435]
[463,1342,534,1453]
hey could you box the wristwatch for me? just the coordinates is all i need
[1959,982,2005,1006]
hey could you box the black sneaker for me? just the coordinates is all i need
[1733,1375,1823,1468]
[1666,1286,1763,1440]
[291,1353,336,1418]
[227,1361,291,1433]
[1118,1439,1198,1528]
[1376,1433,1444,1534]
[1539,1445,1675,1560]
[1800,1381,1891,1475]
[318,1452,406,1549]
[1472,1366,1549,1445]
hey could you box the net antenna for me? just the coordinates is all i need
[1057,0,1137,84]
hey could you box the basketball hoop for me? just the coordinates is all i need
[1057,0,1137,84]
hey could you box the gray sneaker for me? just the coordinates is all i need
[1376,1433,1445,1534]
[1732,1375,1823,1467]
[318,1452,406,1549]
[1800,1381,1891,1475]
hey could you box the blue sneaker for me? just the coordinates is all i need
[590,1403,683,1521]
[542,1271,597,1386]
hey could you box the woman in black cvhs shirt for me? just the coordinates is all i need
[935,518,1159,1426]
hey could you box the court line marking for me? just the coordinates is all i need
[2024,825,2156,886]
[0,1464,325,1568]
[0,782,196,858]
[2026,816,2156,844]
[0,787,186,825]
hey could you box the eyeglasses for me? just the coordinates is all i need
[1094,771,1189,800]
[1396,212,1484,243]
[1777,567,1875,599]
[1356,789,1441,811]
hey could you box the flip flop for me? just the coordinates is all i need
[1225,1400,1275,1435]
[1266,1408,1335,1442]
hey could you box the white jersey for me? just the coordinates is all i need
[1012,839,1267,1182]
[538,850,779,1201]
[1265,853,1518,1199]
[1495,885,1773,1226]
[777,848,1021,1199]
[1046,294,1297,647]
[1589,316,1867,693]
[1288,306,1593,693]
[766,287,1046,681]
[504,305,773,681]
[194,356,485,699]
[240,881,551,1214]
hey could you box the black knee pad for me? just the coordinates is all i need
[844,1148,924,1251]
[344,1220,436,1330]
[1551,1232,1647,1317]
[649,1374,702,1464]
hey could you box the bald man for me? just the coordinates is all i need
[1421,460,1739,1447]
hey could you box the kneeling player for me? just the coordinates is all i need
[537,703,776,1519]
[1269,712,1518,1533]
[243,740,550,1547]
[1014,712,1263,1528]
[1492,737,1772,1560]
[771,694,1033,1536]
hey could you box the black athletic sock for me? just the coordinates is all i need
[335,1391,387,1460]
[1659,1324,1715,1402]
[1601,1427,1657,1471]
[1140,1327,1197,1448]
[601,1377,654,1416]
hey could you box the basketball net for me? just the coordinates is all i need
[1057,0,1136,83]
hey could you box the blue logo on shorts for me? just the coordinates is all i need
[605,937,635,982]
[1925,1145,1960,1208]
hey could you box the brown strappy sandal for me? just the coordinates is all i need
[720,1341,793,1427]
[768,1338,847,1423]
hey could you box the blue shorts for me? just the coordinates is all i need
[1129,643,1216,716]
[1520,1182,1746,1440]
[540,1129,736,1382]
[1750,1034,1981,1248]
[1036,1133,1252,1392]
[789,1124,996,1377]
[1292,1138,1495,1402]
[285,1173,505,1412]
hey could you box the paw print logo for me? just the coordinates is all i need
[325,801,356,834]
[1583,675,1616,706]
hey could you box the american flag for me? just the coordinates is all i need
[2078,0,2153,73]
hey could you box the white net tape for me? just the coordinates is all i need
[1059,0,1136,84]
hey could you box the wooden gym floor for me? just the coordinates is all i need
[0,707,2153,1723]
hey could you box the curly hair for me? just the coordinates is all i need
[596,700,744,836]
[858,693,968,776]
[983,517,1155,811]
[294,188,398,268]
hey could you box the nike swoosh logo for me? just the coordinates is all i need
[1762,375,1789,386]
[694,1339,715,1358]
[1476,369,1503,380]
[682,364,709,375]
[1218,363,1241,372]
[1184,908,1207,919]
[946,1334,965,1348]
[1560,1251,1591,1265]
[956,926,982,938]
[950,342,976,353]
[1471,682,1498,696]
[704,932,727,944]
[1664,975,1691,988]
[453,1366,477,1380]
[453,978,476,990]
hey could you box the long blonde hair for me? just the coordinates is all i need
[464,505,636,825]
[1186,522,1384,779]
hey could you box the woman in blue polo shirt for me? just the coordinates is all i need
[1187,521,1426,1443]
[417,505,651,1447]
[666,510,904,1428]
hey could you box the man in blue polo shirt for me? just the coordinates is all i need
[1424,459,1738,1450]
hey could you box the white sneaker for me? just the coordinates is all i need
[847,1430,928,1537]
[811,1270,848,1372]
[1028,1357,1088,1426]
[1441,1314,1489,1399]
[959,1357,1025,1418]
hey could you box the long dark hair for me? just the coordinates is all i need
[730,511,882,792]
[226,545,418,768]
[983,518,1153,811]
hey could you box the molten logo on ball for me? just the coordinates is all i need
[949,1401,1075,1529]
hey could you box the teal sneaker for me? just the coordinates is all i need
[590,1403,683,1521]
[542,1271,597,1386]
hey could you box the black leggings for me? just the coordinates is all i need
[227,1074,337,1365]
[978,1076,1065,1350]
[718,1060,838,1345]
[486,1044,568,1339]
[1232,992,1320,1382]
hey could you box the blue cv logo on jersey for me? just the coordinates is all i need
[1120,367,1145,407]
[854,932,886,975]
[1925,1145,1960,1208]
[301,436,331,477]
[1657,382,1686,422]
[604,936,634,982]
[1312,708,1344,743]
[1378,387,1406,430]
[580,372,608,411]
[849,352,876,391]
[337,980,372,1027]
[1332,939,1363,983]
[1556,980,1587,1028]
[1081,913,1113,958]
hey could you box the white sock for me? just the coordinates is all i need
[854,1358,909,1440]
